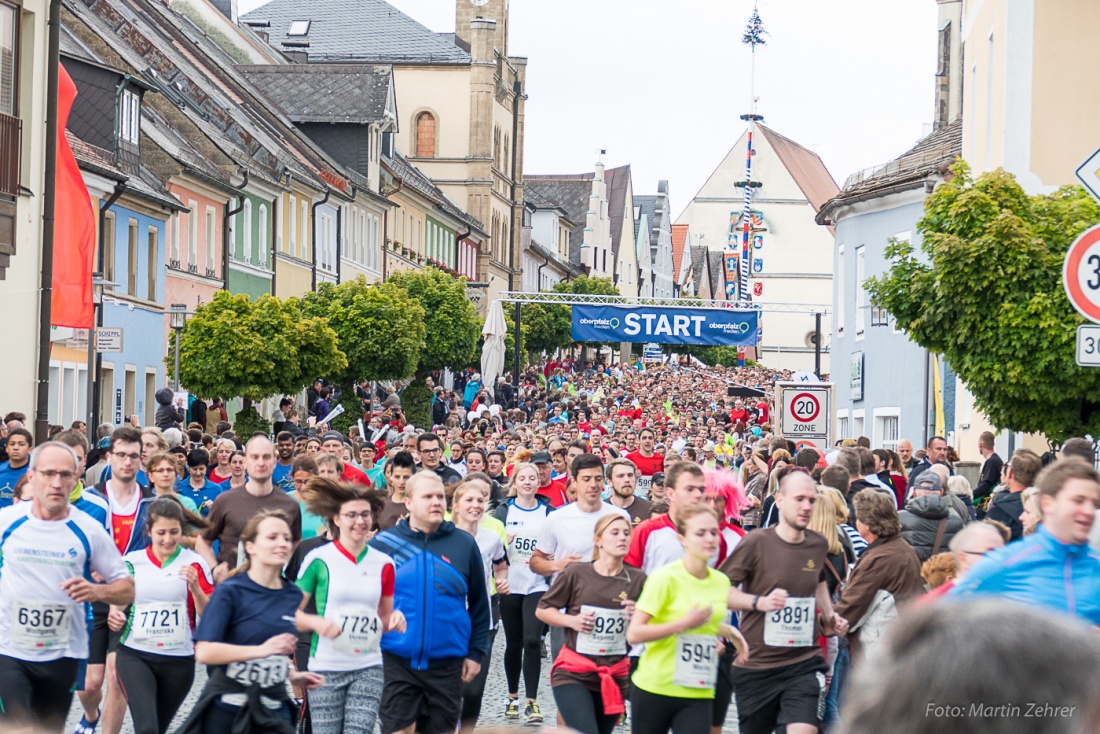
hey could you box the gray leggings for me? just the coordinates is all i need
[308,665,384,734]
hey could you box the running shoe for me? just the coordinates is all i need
[73,710,100,734]
[505,698,521,719]
[525,701,543,724]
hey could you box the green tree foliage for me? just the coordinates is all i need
[401,378,433,432]
[388,268,480,376]
[300,277,425,385]
[522,302,571,358]
[865,162,1100,440]
[173,292,345,406]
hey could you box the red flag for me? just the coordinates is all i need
[50,63,97,328]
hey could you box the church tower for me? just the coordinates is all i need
[455,0,509,56]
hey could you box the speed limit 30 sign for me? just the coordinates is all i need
[1063,224,1100,323]
[778,384,831,437]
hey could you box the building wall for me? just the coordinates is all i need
[227,190,274,297]
[617,183,638,296]
[831,196,929,447]
[676,129,834,373]
[273,189,314,297]
[0,0,49,419]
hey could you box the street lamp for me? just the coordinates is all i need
[169,303,189,391]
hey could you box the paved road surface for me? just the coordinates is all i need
[67,632,741,732]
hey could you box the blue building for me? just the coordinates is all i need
[816,120,961,450]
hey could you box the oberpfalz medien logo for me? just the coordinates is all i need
[578,317,619,330]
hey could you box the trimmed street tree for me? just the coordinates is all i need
[388,268,480,429]
[300,277,426,433]
[865,162,1100,441]
[522,302,571,361]
[173,291,345,434]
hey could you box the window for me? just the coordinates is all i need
[126,219,138,295]
[874,409,901,452]
[855,245,865,336]
[288,20,310,36]
[103,211,116,286]
[415,112,436,158]
[289,197,297,256]
[205,207,216,276]
[242,199,252,264]
[258,204,268,267]
[852,411,865,442]
[146,227,157,301]
[837,411,849,440]
[187,203,197,271]
[341,205,349,259]
[1,2,17,116]
[300,200,309,260]
[169,212,179,266]
[119,89,140,144]
[836,245,844,333]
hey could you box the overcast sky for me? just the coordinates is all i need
[237,0,939,219]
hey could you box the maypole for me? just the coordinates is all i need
[734,3,766,364]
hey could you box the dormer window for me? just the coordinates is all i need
[119,88,140,144]
[288,20,310,36]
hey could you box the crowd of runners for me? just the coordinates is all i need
[0,356,1098,734]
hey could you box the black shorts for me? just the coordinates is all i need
[711,643,736,727]
[379,653,463,734]
[732,656,828,734]
[88,603,124,666]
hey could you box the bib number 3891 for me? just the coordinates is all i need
[673,634,718,689]
[763,596,815,647]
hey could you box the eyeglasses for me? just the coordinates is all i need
[341,511,373,522]
[112,452,141,463]
[151,467,176,474]
[421,448,442,455]
[38,470,76,481]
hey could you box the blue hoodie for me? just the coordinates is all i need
[369,518,489,669]
[948,525,1100,625]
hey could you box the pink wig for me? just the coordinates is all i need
[704,468,751,522]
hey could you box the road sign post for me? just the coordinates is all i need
[1076,324,1100,367]
[777,381,833,450]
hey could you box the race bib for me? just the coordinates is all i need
[673,634,718,689]
[330,607,382,656]
[763,597,815,647]
[636,476,653,498]
[11,601,72,650]
[575,605,627,656]
[131,602,188,648]
[508,535,538,565]
[226,655,289,688]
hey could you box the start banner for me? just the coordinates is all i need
[571,305,759,346]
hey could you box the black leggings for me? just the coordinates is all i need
[0,654,79,730]
[499,591,544,698]
[115,646,195,734]
[460,626,497,728]
[553,684,619,734]
[630,686,711,734]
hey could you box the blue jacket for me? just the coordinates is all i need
[369,518,489,669]
[948,525,1100,625]
[91,482,154,554]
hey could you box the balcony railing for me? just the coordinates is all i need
[0,112,22,198]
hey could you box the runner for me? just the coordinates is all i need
[144,451,198,514]
[0,441,133,732]
[626,428,665,500]
[295,478,400,734]
[948,457,1100,624]
[415,433,462,489]
[176,449,224,516]
[721,468,849,734]
[197,436,302,578]
[55,430,110,527]
[377,451,415,530]
[0,426,32,507]
[536,514,646,734]
[491,461,554,722]
[531,454,630,661]
[452,477,508,730]
[320,433,372,487]
[206,439,235,486]
[606,457,652,525]
[84,426,156,734]
[368,471,490,734]
[626,504,747,734]
[110,497,213,734]
[272,432,297,493]
[179,510,324,732]
[219,451,247,491]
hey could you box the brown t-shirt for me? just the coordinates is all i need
[538,561,646,694]
[719,527,828,670]
[202,485,303,566]
[618,496,653,526]
[377,497,408,531]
